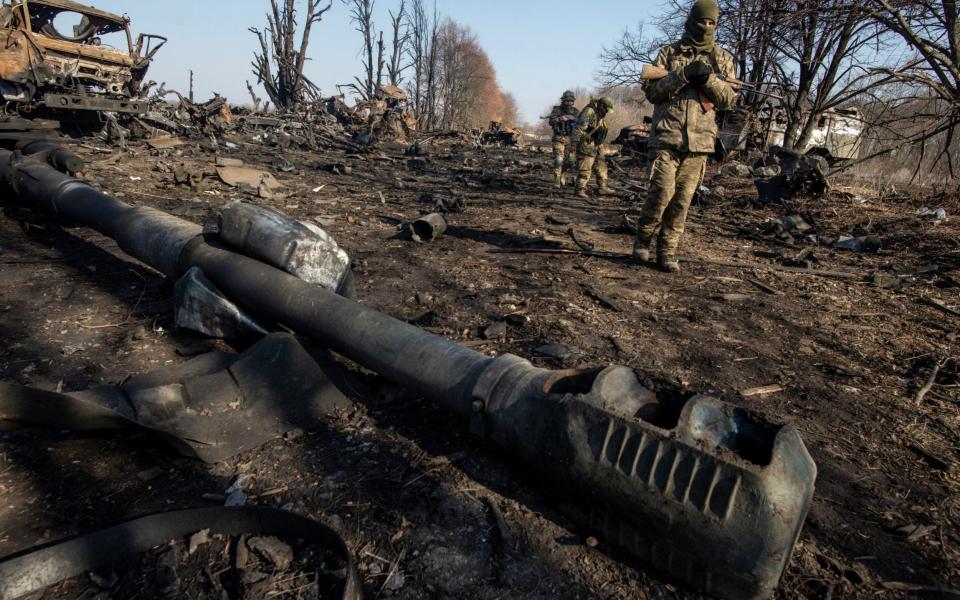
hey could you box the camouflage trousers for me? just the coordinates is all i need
[552,140,574,178]
[635,149,708,260]
[575,151,608,191]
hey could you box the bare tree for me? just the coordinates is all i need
[344,0,409,98]
[718,0,785,111]
[432,20,508,130]
[343,0,380,99]
[249,0,332,110]
[597,21,661,89]
[405,0,440,128]
[387,0,410,86]
[867,0,960,174]
[769,0,893,151]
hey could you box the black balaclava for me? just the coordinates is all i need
[682,0,719,53]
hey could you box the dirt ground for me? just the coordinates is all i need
[0,132,958,599]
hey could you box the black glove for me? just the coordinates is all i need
[684,61,712,87]
[591,125,609,144]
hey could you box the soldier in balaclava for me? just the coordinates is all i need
[632,0,736,272]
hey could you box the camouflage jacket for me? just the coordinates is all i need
[548,104,580,141]
[571,105,608,157]
[644,42,736,153]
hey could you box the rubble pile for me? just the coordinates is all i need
[125,83,418,152]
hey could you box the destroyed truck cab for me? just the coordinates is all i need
[0,0,165,113]
[767,107,864,165]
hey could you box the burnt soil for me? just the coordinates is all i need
[0,135,958,599]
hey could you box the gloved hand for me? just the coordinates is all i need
[591,125,609,144]
[684,61,712,87]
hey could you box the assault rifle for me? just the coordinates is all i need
[640,64,783,111]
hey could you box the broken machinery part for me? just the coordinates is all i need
[0,147,817,600]
[0,507,361,600]
[0,333,354,463]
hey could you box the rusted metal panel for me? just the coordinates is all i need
[0,30,31,83]
[29,33,133,65]
[16,0,126,27]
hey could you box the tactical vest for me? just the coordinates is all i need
[552,105,578,137]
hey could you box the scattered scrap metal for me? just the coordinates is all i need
[755,146,830,204]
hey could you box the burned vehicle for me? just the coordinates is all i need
[612,117,652,156]
[0,0,165,114]
[713,104,864,166]
[779,107,864,164]
[479,120,521,146]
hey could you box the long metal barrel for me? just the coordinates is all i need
[0,149,816,600]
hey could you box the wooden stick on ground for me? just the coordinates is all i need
[915,358,948,407]
[920,297,960,318]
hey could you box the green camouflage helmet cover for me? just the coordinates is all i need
[561,90,576,102]
[598,96,615,111]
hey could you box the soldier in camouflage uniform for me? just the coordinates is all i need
[632,0,736,272]
[547,90,579,187]
[572,96,615,199]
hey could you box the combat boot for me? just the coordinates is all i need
[576,188,589,199]
[597,183,615,196]
[632,240,649,262]
[553,171,563,188]
[658,257,681,273]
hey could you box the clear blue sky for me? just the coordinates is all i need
[79,0,663,122]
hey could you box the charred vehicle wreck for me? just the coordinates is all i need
[0,0,164,115]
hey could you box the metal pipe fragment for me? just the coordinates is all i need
[16,141,85,174]
[0,149,816,600]
[411,212,447,242]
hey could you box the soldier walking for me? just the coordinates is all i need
[572,96,615,199]
[547,90,580,188]
[632,0,736,272]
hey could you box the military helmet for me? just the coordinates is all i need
[598,96,615,111]
[561,90,576,102]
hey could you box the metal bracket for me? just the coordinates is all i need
[42,93,149,114]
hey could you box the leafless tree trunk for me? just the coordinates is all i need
[249,0,332,110]
[719,0,784,112]
[246,80,263,112]
[387,0,410,86]
[344,0,378,99]
[405,0,440,129]
[377,30,386,89]
[406,0,426,117]
[424,5,440,129]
